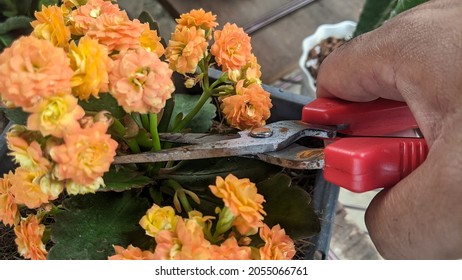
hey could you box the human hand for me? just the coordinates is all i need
[316,0,462,259]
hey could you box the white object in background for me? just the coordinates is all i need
[299,21,357,98]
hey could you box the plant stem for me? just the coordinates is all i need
[110,117,126,137]
[171,75,227,133]
[149,113,161,152]
[141,114,150,131]
[167,179,193,213]
[125,138,141,153]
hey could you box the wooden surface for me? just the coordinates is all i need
[158,0,366,83]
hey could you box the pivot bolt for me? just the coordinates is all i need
[249,127,273,138]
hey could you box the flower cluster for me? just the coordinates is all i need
[0,1,282,260]
[110,174,295,260]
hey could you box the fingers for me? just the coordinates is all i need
[315,27,405,102]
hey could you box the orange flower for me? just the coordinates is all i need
[221,81,272,130]
[154,219,211,260]
[165,26,208,75]
[69,0,123,36]
[210,236,251,260]
[259,224,295,260]
[109,48,174,113]
[14,215,47,260]
[50,122,118,185]
[86,13,146,52]
[229,54,262,84]
[209,174,266,236]
[31,5,71,50]
[139,204,179,237]
[176,9,218,38]
[109,245,156,260]
[9,168,49,209]
[140,29,165,57]
[0,171,20,227]
[6,132,50,172]
[0,36,73,109]
[211,23,252,71]
[26,94,85,138]
[68,36,111,100]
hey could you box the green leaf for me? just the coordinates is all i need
[0,33,14,52]
[1,107,28,125]
[0,16,32,34]
[354,0,393,37]
[0,0,18,17]
[101,166,152,192]
[158,157,282,192]
[169,94,216,133]
[390,0,428,18]
[257,173,321,240]
[78,93,127,119]
[48,191,152,260]
[354,0,428,37]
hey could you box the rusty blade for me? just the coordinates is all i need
[256,143,325,170]
[113,120,336,164]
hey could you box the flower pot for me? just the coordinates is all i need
[299,21,357,98]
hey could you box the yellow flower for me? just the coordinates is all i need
[32,5,71,49]
[50,122,118,185]
[165,26,208,75]
[140,29,165,57]
[26,94,85,138]
[6,132,50,172]
[14,215,47,260]
[0,171,20,227]
[139,204,179,237]
[221,80,272,130]
[9,168,50,209]
[209,174,266,236]
[259,224,295,260]
[65,177,104,195]
[38,173,65,200]
[211,23,252,71]
[69,36,111,100]
[109,245,156,260]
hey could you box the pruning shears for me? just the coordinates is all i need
[114,97,428,193]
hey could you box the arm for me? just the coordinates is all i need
[316,0,462,259]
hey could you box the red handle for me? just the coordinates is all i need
[302,98,419,136]
[324,137,428,192]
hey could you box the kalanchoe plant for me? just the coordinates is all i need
[0,0,320,260]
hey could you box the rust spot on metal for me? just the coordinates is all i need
[296,149,324,160]
[279,127,289,133]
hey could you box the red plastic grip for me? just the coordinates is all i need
[302,98,419,136]
[324,137,428,192]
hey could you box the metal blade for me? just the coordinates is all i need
[113,120,336,164]
[158,133,239,144]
